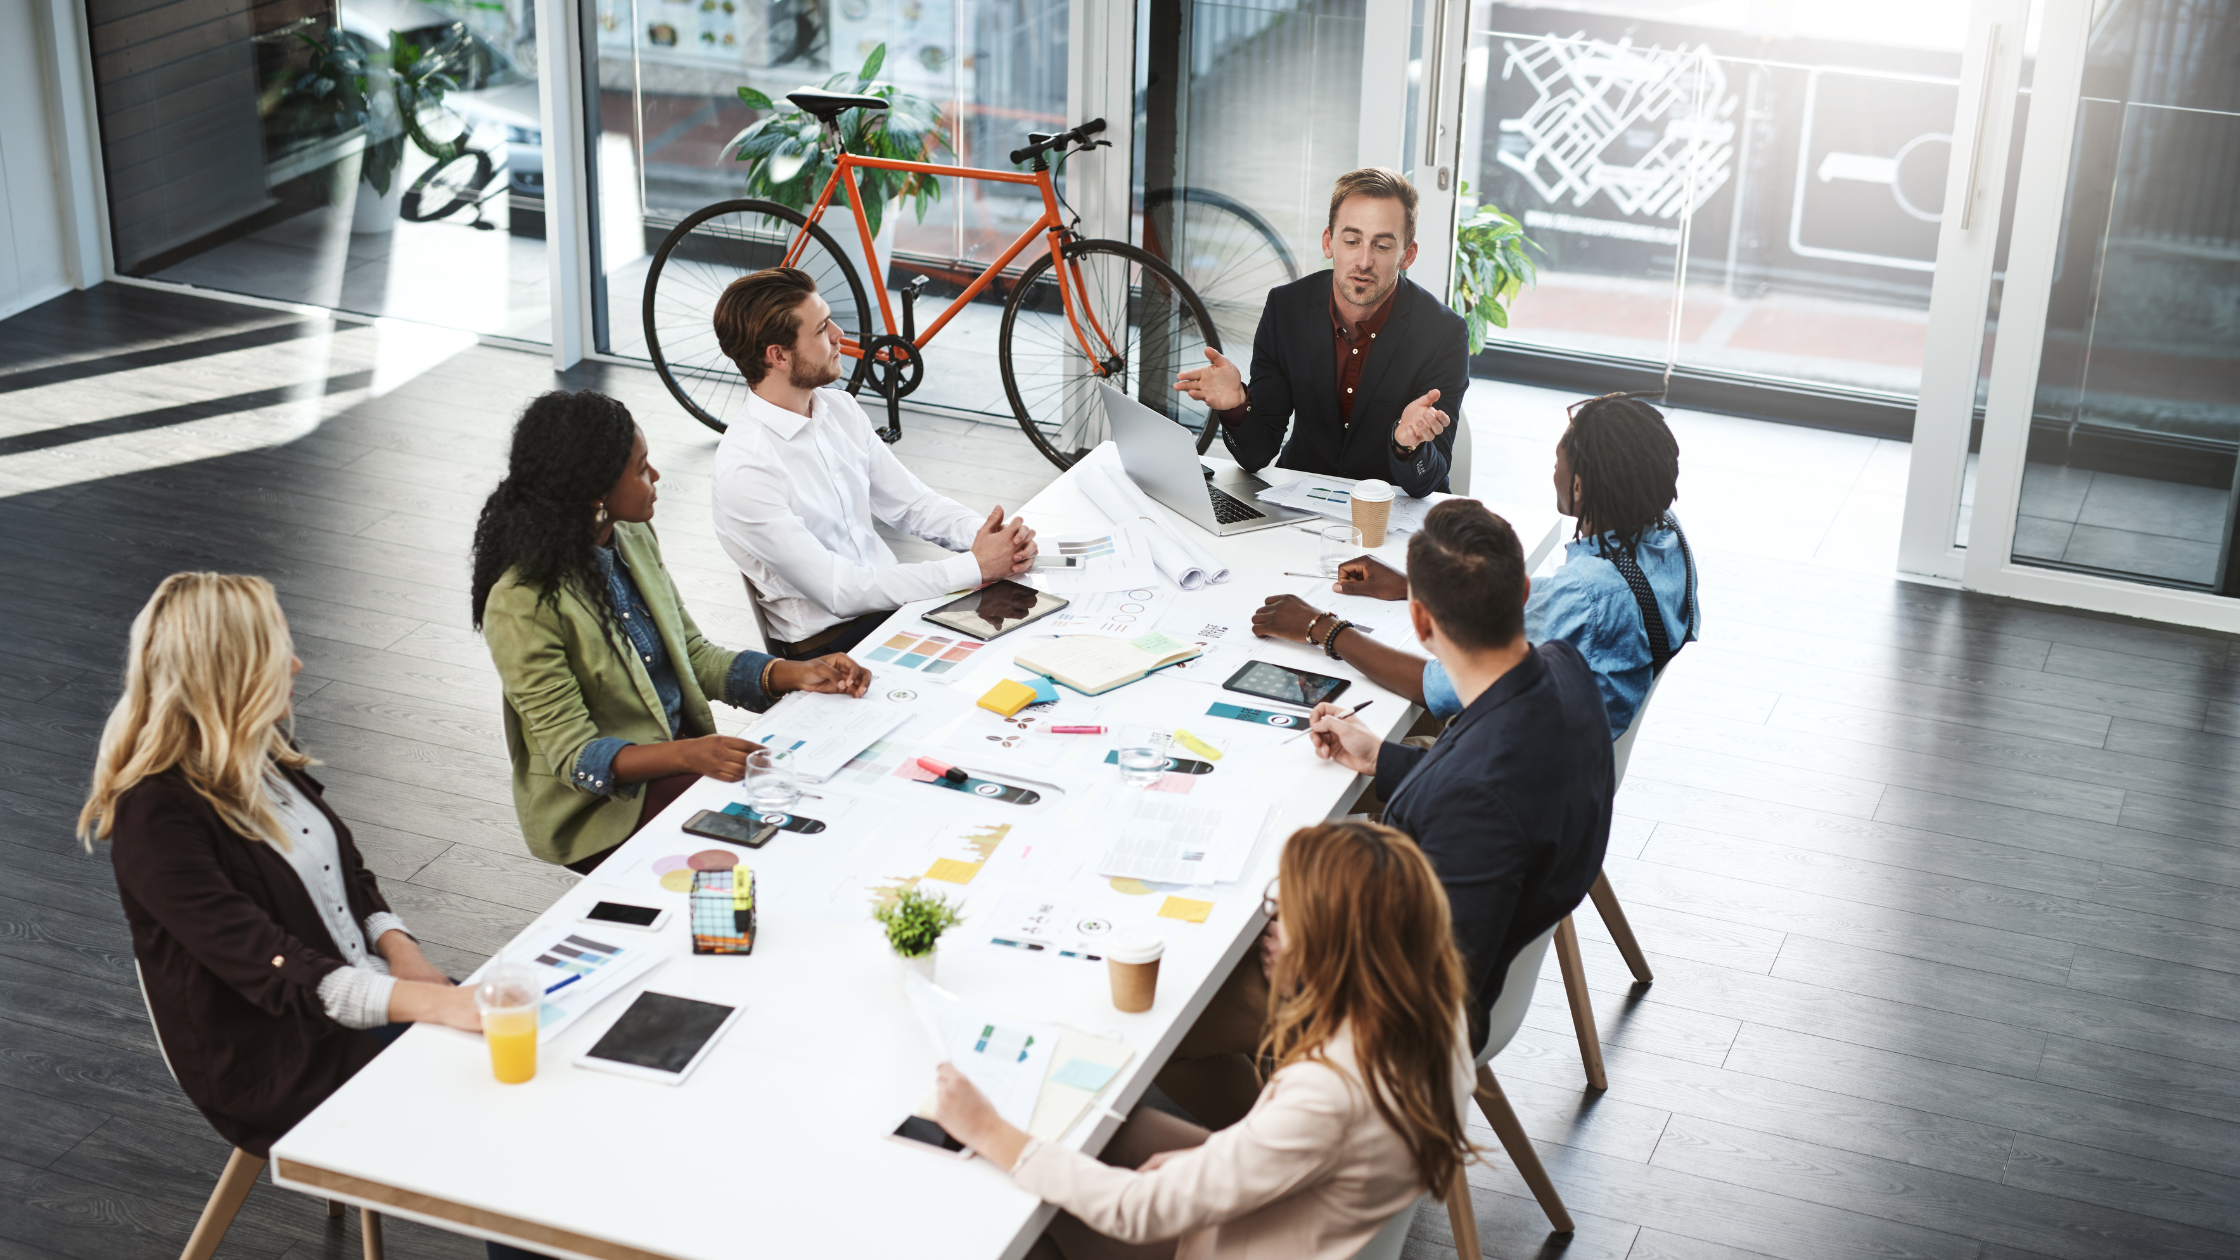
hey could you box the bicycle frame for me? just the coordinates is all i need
[781,150,1122,372]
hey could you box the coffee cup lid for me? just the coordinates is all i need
[1105,927,1165,964]
[1352,478,1395,502]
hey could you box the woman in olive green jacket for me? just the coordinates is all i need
[473,391,867,871]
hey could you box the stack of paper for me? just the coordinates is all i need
[1094,788,1269,886]
[747,691,911,782]
[1257,472,1444,535]
[1074,446,1231,589]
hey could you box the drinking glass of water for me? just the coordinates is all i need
[1319,525,1363,578]
[1116,745,1167,788]
[745,750,798,812]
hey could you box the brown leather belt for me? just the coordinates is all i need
[768,609,893,658]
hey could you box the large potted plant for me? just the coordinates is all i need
[283,28,462,235]
[729,44,950,288]
[1451,188,1543,354]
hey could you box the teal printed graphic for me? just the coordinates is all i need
[1206,701,1306,729]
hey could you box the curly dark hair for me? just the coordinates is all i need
[470,390,639,631]
[1560,391,1680,560]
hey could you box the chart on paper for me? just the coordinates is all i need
[859,630,984,677]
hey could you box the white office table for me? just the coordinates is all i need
[273,451,1560,1260]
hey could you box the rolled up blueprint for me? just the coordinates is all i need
[1074,447,1231,589]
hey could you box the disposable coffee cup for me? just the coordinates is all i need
[1351,478,1396,548]
[1105,928,1165,1013]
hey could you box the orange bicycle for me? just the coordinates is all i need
[642,93,1220,469]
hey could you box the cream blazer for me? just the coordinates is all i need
[1010,1023,1474,1259]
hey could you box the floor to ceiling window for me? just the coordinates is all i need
[84,0,553,341]
[1455,1,1972,404]
[587,0,1070,421]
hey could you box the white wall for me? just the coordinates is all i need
[0,0,91,321]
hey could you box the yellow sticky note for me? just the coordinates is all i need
[1158,896,1213,924]
[1172,728,1222,761]
[925,858,983,885]
[978,678,1038,717]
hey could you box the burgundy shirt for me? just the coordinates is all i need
[1216,282,1402,433]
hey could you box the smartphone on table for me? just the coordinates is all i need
[682,810,779,848]
[888,1115,973,1160]
[582,901,671,932]
[1221,660,1351,709]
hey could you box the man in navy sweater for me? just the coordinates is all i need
[1306,500,1614,1051]
[1173,168,1467,497]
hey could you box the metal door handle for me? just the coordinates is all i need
[1960,22,2001,230]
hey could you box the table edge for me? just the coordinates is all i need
[274,1158,681,1260]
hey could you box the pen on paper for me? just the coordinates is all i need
[1049,725,1107,734]
[1284,699,1375,745]
[1282,571,1331,579]
[544,973,581,996]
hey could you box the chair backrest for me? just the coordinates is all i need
[1447,417,1474,497]
[739,574,777,656]
[1476,922,1560,1068]
[135,960,183,1087]
[1609,670,1665,790]
[1350,1193,1423,1260]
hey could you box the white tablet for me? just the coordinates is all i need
[573,992,740,1086]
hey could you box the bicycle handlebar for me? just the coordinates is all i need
[1010,118,1107,167]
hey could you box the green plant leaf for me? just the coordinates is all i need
[738,85,774,110]
[859,41,886,83]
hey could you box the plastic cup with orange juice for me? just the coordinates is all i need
[475,961,541,1084]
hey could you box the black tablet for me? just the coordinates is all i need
[921,579,1069,641]
[575,992,740,1085]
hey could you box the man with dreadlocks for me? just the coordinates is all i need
[1251,392,1698,742]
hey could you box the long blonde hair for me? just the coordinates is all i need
[1260,821,1474,1196]
[78,573,310,852]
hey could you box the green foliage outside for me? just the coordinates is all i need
[279,28,464,196]
[729,44,952,239]
[1451,185,1543,355]
[874,886,963,958]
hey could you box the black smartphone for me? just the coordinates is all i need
[1222,660,1351,708]
[682,810,779,848]
[583,901,667,930]
[721,803,828,834]
[888,1115,972,1159]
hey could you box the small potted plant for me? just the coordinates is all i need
[1451,185,1543,355]
[729,43,950,285]
[874,885,963,982]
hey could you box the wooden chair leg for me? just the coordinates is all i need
[1553,916,1609,1091]
[360,1208,385,1260]
[327,1198,345,1218]
[1590,871,1654,983]
[1474,1066,1575,1233]
[181,1148,265,1260]
[1445,1163,1483,1260]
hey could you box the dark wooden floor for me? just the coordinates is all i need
[0,284,2235,1260]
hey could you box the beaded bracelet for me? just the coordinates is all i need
[1322,619,1354,661]
[1305,610,1334,643]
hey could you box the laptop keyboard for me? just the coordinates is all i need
[1208,486,1266,524]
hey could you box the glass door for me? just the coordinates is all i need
[1936,0,2240,630]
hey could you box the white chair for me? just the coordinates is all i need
[136,963,385,1260]
[1448,417,1474,497]
[1351,1191,1421,1260]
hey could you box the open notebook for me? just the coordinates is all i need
[1014,631,1204,696]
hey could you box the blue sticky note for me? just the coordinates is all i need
[1049,1057,1119,1092]
[1027,676,1059,704]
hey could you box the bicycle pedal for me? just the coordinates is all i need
[877,426,903,444]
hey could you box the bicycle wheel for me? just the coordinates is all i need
[402,148,495,223]
[998,239,1219,470]
[642,199,872,433]
[1144,187,1299,352]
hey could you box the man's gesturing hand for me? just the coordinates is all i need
[1393,388,1450,451]
[1333,554,1409,601]
[1174,347,1246,412]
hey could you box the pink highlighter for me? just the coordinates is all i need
[913,756,970,785]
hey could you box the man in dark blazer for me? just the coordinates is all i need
[1174,167,1467,497]
[1306,499,1613,1050]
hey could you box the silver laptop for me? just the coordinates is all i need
[1098,383,1311,537]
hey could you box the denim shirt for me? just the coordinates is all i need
[1423,522,1699,740]
[571,543,774,796]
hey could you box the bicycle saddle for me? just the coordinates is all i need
[787,92,890,122]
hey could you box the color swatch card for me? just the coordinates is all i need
[489,924,666,1043]
[858,630,983,679]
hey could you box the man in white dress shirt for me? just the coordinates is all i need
[709,267,1038,658]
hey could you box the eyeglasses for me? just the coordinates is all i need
[1260,878,1280,922]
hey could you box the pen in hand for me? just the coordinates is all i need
[1285,699,1374,745]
